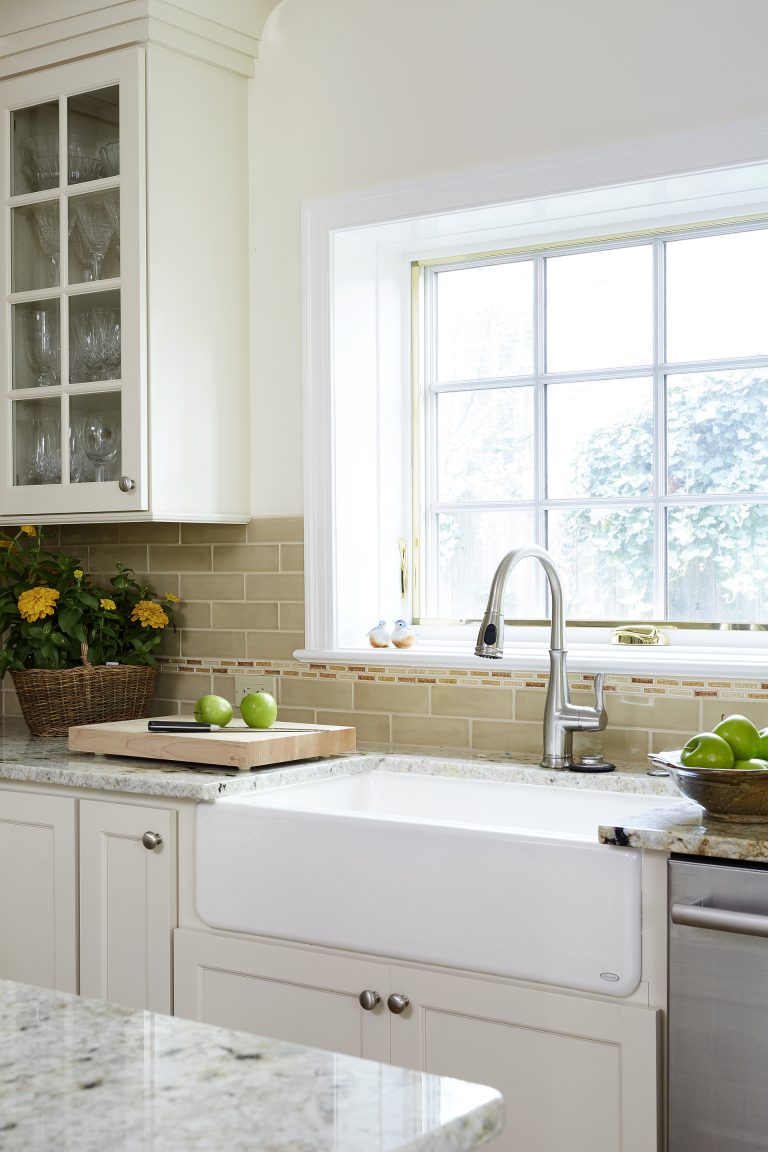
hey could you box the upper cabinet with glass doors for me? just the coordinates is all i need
[0,30,251,523]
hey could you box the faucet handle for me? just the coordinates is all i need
[593,672,607,726]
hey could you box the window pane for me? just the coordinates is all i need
[547,377,653,498]
[546,246,653,372]
[435,510,537,620]
[668,504,768,623]
[666,230,768,363]
[548,508,654,619]
[667,370,768,495]
[435,262,533,381]
[437,387,533,502]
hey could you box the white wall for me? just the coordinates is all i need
[249,0,768,515]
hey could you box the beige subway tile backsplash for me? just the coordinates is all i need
[150,545,213,572]
[5,515,768,765]
[180,573,245,601]
[354,681,430,715]
[246,572,304,601]
[432,684,514,722]
[214,544,279,573]
[247,516,304,543]
[213,602,279,631]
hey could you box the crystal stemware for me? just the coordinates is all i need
[73,198,114,280]
[20,415,61,484]
[20,133,59,192]
[32,203,77,288]
[23,308,60,387]
[81,411,120,482]
[72,309,120,382]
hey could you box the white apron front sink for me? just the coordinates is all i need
[195,770,672,996]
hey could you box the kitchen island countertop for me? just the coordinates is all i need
[0,978,503,1151]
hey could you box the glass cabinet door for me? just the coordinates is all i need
[3,63,135,512]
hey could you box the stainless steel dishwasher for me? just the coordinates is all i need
[669,856,768,1151]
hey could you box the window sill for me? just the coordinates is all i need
[295,644,768,681]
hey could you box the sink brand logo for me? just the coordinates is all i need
[600,972,620,982]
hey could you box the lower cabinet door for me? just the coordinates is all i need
[79,799,176,1013]
[388,964,661,1152]
[0,790,77,992]
[173,929,390,1062]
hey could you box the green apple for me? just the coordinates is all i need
[240,690,278,729]
[757,728,768,759]
[193,694,233,726]
[713,714,761,761]
[733,758,768,771]
[680,732,735,769]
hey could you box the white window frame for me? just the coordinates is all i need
[416,221,768,627]
[299,119,768,677]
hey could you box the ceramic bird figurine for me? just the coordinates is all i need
[367,620,392,648]
[391,619,415,648]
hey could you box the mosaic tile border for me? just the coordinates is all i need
[157,656,768,699]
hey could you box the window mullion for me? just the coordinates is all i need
[534,253,547,551]
[653,237,667,619]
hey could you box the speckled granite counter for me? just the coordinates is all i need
[8,717,764,862]
[598,800,768,862]
[0,978,502,1151]
[0,719,682,801]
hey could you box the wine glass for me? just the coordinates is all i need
[73,197,114,280]
[23,308,60,387]
[81,411,120,482]
[32,203,76,287]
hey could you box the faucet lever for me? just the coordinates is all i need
[593,672,606,719]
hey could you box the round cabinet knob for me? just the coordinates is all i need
[358,990,381,1011]
[387,993,410,1015]
[118,476,136,492]
[142,831,163,850]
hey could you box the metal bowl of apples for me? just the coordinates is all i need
[651,714,768,822]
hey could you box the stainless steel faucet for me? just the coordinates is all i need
[475,545,607,770]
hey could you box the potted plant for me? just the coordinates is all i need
[0,525,178,735]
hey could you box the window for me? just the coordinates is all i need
[416,222,768,627]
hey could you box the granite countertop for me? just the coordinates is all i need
[0,978,503,1151]
[4,718,767,860]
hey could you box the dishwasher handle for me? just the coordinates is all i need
[671,897,768,939]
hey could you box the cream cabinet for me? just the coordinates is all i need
[80,798,176,1012]
[0,33,250,523]
[0,785,177,1012]
[0,789,77,991]
[173,928,660,1152]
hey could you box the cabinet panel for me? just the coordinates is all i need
[174,929,390,1063]
[0,791,76,992]
[80,799,176,1012]
[390,964,660,1152]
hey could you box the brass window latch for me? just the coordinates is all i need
[610,625,670,646]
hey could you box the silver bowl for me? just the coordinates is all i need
[650,750,768,822]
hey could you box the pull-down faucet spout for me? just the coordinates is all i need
[475,545,607,770]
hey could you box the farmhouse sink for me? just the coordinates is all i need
[195,770,672,997]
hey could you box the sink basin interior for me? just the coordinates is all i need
[196,769,676,997]
[251,769,667,840]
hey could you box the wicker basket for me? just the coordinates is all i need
[11,654,158,737]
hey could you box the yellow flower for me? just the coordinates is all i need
[20,525,36,537]
[74,569,84,581]
[130,599,169,629]
[18,586,60,622]
[100,598,116,611]
[0,540,12,550]
[165,592,180,603]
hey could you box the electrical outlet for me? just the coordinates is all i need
[233,675,277,705]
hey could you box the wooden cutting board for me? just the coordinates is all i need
[68,716,357,771]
